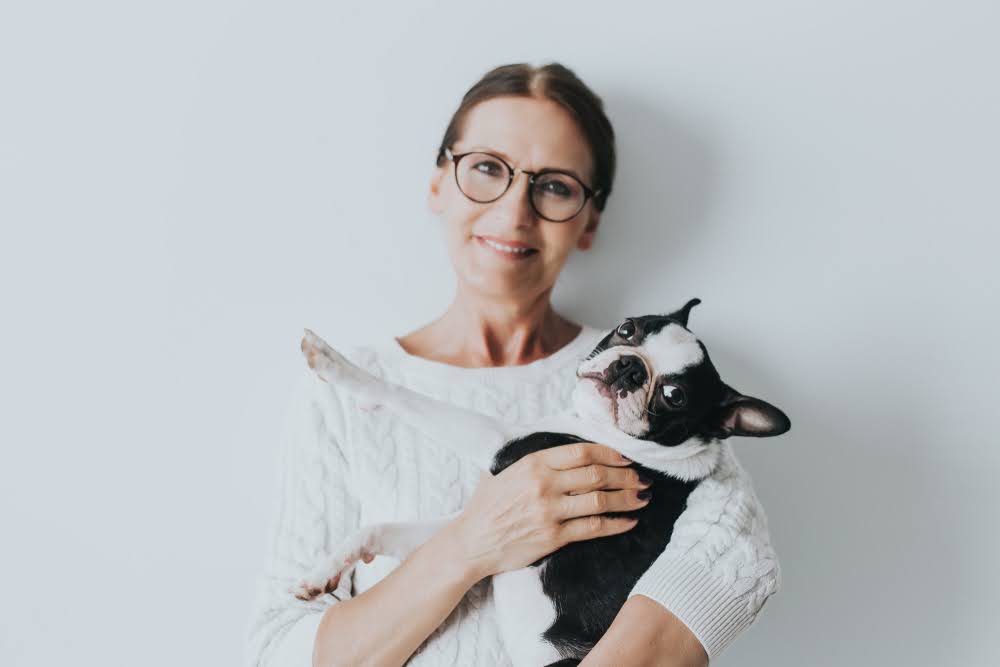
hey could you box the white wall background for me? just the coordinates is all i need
[2,1,997,665]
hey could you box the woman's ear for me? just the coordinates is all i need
[428,166,446,214]
[576,211,600,251]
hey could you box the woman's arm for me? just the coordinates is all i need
[247,366,490,667]
[311,521,483,666]
[585,443,781,664]
[312,443,650,666]
[246,367,649,667]
[581,596,707,667]
[314,443,648,666]
[246,370,365,667]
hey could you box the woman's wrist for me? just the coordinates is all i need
[313,520,490,667]
[431,516,494,585]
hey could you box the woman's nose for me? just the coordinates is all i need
[492,172,537,226]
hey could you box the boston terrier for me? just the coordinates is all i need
[292,298,790,666]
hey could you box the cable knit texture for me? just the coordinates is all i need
[245,324,780,666]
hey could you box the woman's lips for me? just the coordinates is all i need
[475,235,539,260]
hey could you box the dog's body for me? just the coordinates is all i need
[294,299,790,666]
[492,431,701,662]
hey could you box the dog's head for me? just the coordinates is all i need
[572,298,790,446]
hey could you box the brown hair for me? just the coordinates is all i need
[434,63,616,212]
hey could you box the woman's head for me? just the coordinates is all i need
[428,63,616,303]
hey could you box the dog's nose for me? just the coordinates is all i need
[607,355,647,391]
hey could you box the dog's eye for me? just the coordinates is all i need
[661,384,686,408]
[616,319,635,338]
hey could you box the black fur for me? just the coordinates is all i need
[490,432,700,660]
[483,299,790,662]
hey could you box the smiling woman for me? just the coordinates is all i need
[421,92,608,334]
[246,62,779,667]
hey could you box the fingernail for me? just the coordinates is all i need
[637,489,652,501]
[620,454,633,462]
[638,475,651,486]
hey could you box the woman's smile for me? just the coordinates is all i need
[474,234,540,260]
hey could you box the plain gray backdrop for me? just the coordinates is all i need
[1,1,997,665]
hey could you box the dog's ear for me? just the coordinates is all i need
[702,383,790,439]
[663,298,701,327]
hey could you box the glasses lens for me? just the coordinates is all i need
[455,153,510,202]
[532,172,586,222]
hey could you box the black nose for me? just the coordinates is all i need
[607,355,646,391]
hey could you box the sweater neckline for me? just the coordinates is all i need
[380,323,604,384]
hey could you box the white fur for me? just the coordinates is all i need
[296,328,723,665]
[293,514,458,601]
[492,564,563,665]
[571,323,704,437]
[642,323,704,375]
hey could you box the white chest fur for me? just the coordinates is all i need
[492,564,563,666]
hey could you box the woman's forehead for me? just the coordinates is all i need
[456,96,594,178]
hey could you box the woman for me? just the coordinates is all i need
[246,63,779,667]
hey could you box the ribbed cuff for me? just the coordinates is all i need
[627,557,755,661]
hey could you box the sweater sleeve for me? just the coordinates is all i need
[627,443,781,661]
[245,369,362,667]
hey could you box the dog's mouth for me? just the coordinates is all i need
[576,371,622,425]
[575,364,656,437]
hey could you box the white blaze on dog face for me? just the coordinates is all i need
[572,322,703,437]
[642,323,704,377]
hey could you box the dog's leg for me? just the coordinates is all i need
[293,513,458,601]
[302,329,523,469]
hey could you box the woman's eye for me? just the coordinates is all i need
[473,160,503,177]
[616,320,635,338]
[661,384,686,408]
[539,180,571,198]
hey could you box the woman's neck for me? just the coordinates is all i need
[396,287,582,368]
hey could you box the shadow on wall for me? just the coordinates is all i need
[553,90,975,664]
[559,89,721,323]
[732,382,970,665]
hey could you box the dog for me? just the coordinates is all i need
[292,298,790,666]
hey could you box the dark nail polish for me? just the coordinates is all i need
[637,488,652,501]
[638,475,651,486]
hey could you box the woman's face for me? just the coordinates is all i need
[428,95,601,301]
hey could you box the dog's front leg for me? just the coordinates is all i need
[302,329,522,469]
[293,513,459,601]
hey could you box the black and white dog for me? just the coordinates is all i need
[293,298,790,666]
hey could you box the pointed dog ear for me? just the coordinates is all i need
[702,384,791,439]
[663,298,701,327]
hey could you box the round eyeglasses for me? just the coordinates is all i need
[441,147,602,223]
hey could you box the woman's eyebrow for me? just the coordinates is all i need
[467,145,586,183]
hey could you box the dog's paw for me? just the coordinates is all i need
[300,328,373,388]
[290,532,378,602]
[292,570,344,602]
[300,328,351,377]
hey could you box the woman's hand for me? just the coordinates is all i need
[448,442,651,580]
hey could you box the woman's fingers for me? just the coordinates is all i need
[540,442,631,471]
[559,487,650,520]
[553,463,648,496]
[558,513,639,545]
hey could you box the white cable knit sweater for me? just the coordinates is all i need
[245,324,781,666]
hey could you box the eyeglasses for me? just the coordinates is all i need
[441,146,602,223]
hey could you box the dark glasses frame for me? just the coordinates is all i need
[441,146,602,223]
